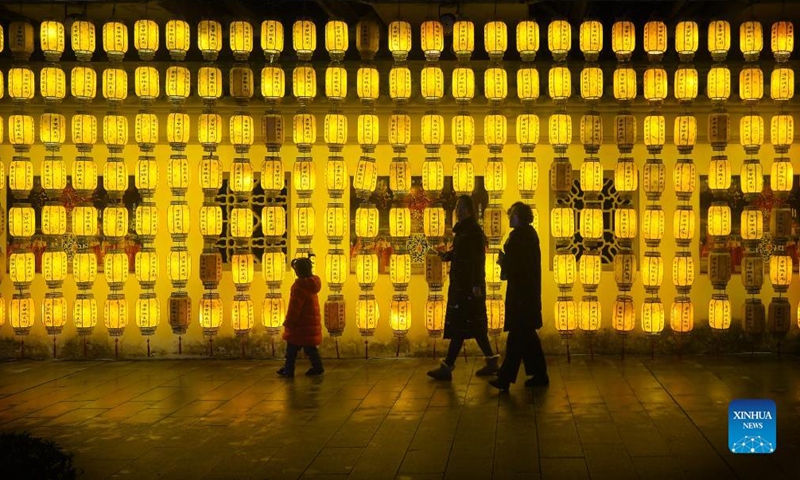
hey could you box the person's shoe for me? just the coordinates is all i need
[475,354,501,376]
[524,374,549,387]
[305,367,325,376]
[426,361,454,380]
[488,378,510,391]
[277,366,294,378]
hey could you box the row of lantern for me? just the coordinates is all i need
[1,63,795,106]
[2,18,793,63]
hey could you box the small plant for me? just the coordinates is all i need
[0,432,77,480]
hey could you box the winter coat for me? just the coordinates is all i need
[282,275,323,347]
[499,224,543,332]
[442,215,489,339]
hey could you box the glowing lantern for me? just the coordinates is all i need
[516,113,540,152]
[517,67,540,103]
[644,68,667,103]
[485,115,507,153]
[166,20,190,60]
[134,19,158,60]
[771,21,794,62]
[71,66,97,102]
[40,67,66,104]
[135,66,159,102]
[324,19,348,61]
[9,67,35,102]
[673,206,696,245]
[675,21,699,61]
[421,114,444,152]
[421,20,444,61]
[580,67,603,101]
[579,20,602,61]
[517,20,540,61]
[230,21,253,61]
[674,67,698,102]
[357,67,379,102]
[323,114,347,149]
[581,208,604,240]
[452,67,475,104]
[165,66,190,103]
[262,66,285,102]
[771,159,793,194]
[71,20,95,61]
[198,66,223,102]
[388,20,411,61]
[454,20,475,60]
[709,295,731,330]
[740,21,763,61]
[548,20,571,60]
[292,19,316,61]
[771,114,794,152]
[548,66,571,102]
[643,21,667,60]
[229,67,254,101]
[611,21,635,61]
[613,207,636,240]
[197,20,222,60]
[41,20,65,61]
[389,114,411,150]
[452,115,475,153]
[325,65,347,102]
[103,68,128,103]
[555,298,577,334]
[551,207,575,239]
[549,113,572,152]
[770,67,794,101]
[739,67,764,102]
[102,21,127,62]
[612,296,636,334]
[40,113,66,149]
[580,157,602,192]
[708,20,731,61]
[261,20,284,61]
[390,67,411,102]
[708,204,732,237]
[485,67,507,103]
[554,253,576,289]
[707,66,731,102]
[452,160,475,194]
[613,68,637,102]
[421,66,444,102]
[485,20,507,60]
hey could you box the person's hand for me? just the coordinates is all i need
[472,286,483,298]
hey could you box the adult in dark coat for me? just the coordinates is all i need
[489,202,549,391]
[427,195,498,381]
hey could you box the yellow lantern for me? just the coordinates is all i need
[357,67,379,102]
[388,20,412,61]
[230,115,254,149]
[390,254,412,286]
[9,67,35,102]
[452,115,475,152]
[547,20,571,60]
[9,114,35,153]
[517,20,540,61]
[579,20,602,61]
[325,65,347,102]
[613,207,636,240]
[102,21,127,62]
[41,20,65,61]
[389,114,411,151]
[355,204,379,239]
[674,67,698,102]
[707,66,731,102]
[229,66,254,101]
[771,114,794,152]
[325,19,348,60]
[71,20,95,61]
[453,20,475,60]
[357,114,379,148]
[166,20,190,60]
[390,298,411,335]
[770,67,794,101]
[355,20,379,60]
[71,66,97,102]
[739,66,763,102]
[672,251,695,289]
[579,253,601,291]
[197,20,222,61]
[769,255,792,288]
[612,21,636,61]
[40,113,66,149]
[771,21,794,62]
[580,157,602,193]
[261,19,284,61]
[708,155,731,191]
[165,66,190,103]
[709,295,731,330]
[421,20,444,61]
[740,115,764,153]
[770,159,793,193]
[644,115,665,151]
[10,296,35,334]
[579,297,601,332]
[40,66,66,104]
[452,160,475,195]
[134,19,158,60]
[135,113,159,146]
[421,115,444,151]
[167,112,190,146]
[198,113,222,148]
[199,293,223,333]
[390,67,412,102]
[356,253,379,286]
[741,160,764,196]
[708,20,731,61]
[643,207,665,244]
[551,207,575,239]
[517,67,540,103]
[103,68,128,103]
[612,296,636,334]
[452,67,475,104]
[613,68,637,102]
[323,113,347,149]
[580,67,603,101]
[675,21,699,61]
[555,298,577,334]
[293,19,316,60]
[614,157,637,193]
[135,66,159,102]
[673,206,696,245]
[581,208,604,240]
[517,114,540,152]
[356,296,379,333]
[324,205,346,243]
[421,66,444,102]
[643,21,667,60]
[642,299,665,335]
[484,115,508,153]
[9,206,36,238]
[642,252,664,290]
[741,207,764,241]
[553,253,576,288]
[708,204,732,236]
[71,113,98,148]
[671,299,694,334]
[135,205,159,239]
[198,66,223,102]
[230,21,253,61]
[484,20,507,60]
[9,21,34,61]
[643,68,667,103]
[548,66,570,102]
[674,116,698,154]
[424,206,446,238]
[740,21,763,61]
[485,67,507,102]
[103,115,128,151]
[262,66,285,102]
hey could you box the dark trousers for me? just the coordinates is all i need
[497,328,547,383]
[444,333,494,367]
[284,343,323,373]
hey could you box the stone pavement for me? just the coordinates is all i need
[0,354,797,480]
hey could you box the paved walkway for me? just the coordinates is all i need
[0,355,797,479]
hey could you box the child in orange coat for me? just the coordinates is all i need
[277,257,324,377]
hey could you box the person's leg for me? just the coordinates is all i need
[303,346,324,375]
[524,330,549,387]
[279,343,300,376]
[497,330,523,383]
[474,333,495,357]
[444,336,465,367]
[474,332,500,376]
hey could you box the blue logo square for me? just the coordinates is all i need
[728,399,776,454]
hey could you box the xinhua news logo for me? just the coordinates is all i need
[728,399,776,454]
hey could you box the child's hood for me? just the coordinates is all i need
[296,275,322,294]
